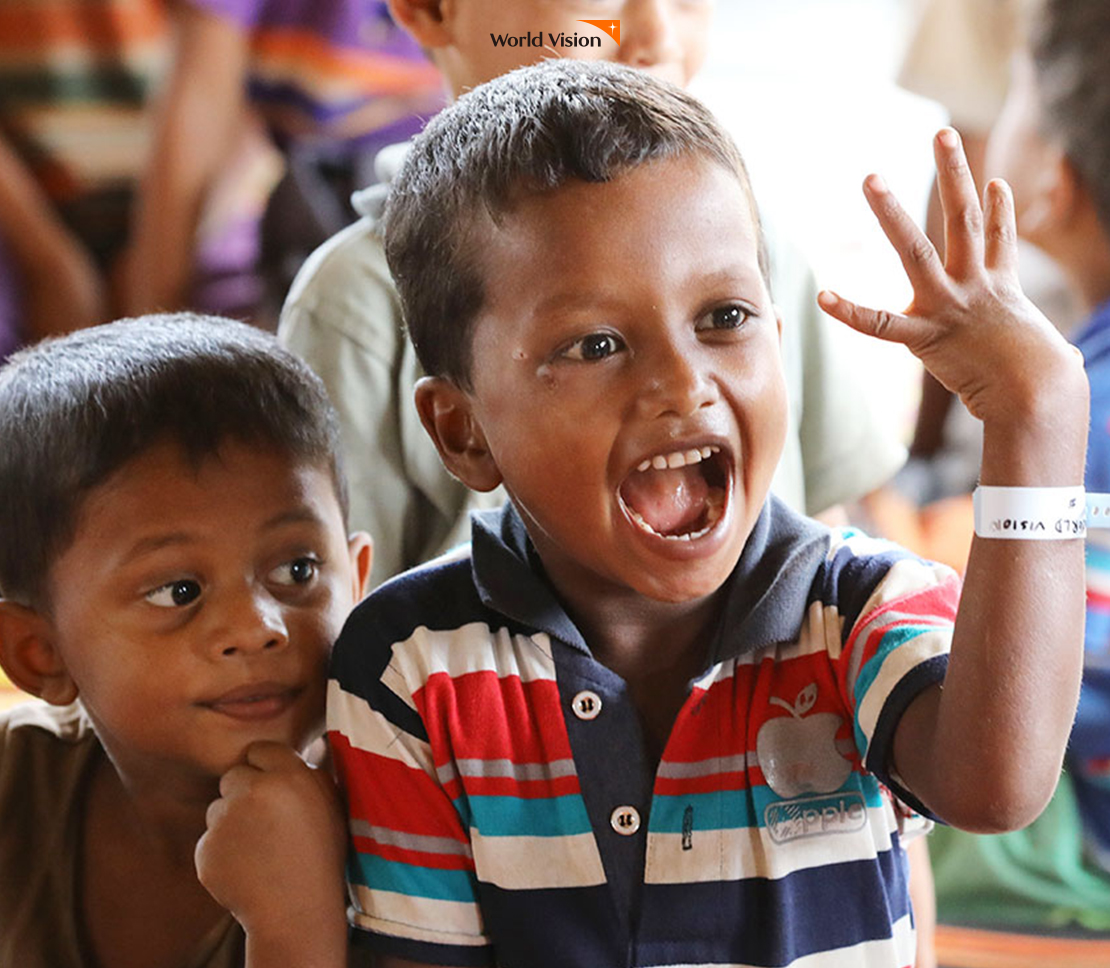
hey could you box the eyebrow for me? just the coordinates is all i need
[118,507,328,567]
[532,266,766,316]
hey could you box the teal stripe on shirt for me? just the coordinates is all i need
[349,853,479,903]
[464,792,594,838]
[649,779,886,833]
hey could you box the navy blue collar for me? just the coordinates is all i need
[469,497,830,663]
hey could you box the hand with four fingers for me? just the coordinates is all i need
[818,128,1087,453]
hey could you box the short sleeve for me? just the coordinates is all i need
[327,624,494,966]
[831,534,960,815]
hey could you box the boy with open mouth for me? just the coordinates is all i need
[207,60,1091,968]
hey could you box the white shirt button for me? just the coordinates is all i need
[571,690,602,720]
[610,806,641,836]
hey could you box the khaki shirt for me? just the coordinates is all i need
[0,702,242,968]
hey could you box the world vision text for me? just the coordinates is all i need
[490,32,603,49]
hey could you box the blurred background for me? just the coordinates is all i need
[693,0,946,447]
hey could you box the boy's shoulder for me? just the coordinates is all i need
[0,700,99,789]
[1,699,94,750]
[0,702,99,884]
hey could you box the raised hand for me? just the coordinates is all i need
[817,127,1084,432]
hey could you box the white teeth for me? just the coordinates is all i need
[636,446,721,473]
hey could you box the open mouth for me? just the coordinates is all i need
[618,445,730,541]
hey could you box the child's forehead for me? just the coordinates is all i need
[481,155,764,278]
[77,439,344,537]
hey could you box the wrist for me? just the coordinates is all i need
[241,903,347,968]
[978,349,1089,486]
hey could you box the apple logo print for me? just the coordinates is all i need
[756,683,853,799]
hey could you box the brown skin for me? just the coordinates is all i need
[122,4,251,315]
[0,441,371,968]
[0,130,110,340]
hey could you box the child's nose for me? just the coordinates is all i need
[619,0,684,70]
[636,341,718,419]
[211,587,289,658]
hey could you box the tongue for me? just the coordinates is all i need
[621,465,710,535]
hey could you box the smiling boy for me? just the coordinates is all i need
[278,0,906,589]
[0,315,371,968]
[215,60,1090,968]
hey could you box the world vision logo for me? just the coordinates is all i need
[489,20,620,49]
[578,20,621,45]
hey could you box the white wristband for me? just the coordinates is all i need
[972,485,1086,539]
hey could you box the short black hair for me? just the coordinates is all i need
[0,313,348,608]
[383,59,767,389]
[1032,0,1110,236]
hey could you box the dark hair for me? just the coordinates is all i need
[0,313,348,607]
[383,59,767,389]
[1032,0,1110,235]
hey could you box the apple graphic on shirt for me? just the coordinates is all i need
[756,683,854,799]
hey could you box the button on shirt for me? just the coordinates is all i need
[328,500,957,968]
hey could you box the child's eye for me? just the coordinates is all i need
[145,579,202,608]
[268,556,320,586]
[561,332,626,361]
[696,305,751,332]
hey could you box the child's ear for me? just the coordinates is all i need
[414,376,503,493]
[0,602,78,706]
[387,0,453,48]
[346,532,373,601]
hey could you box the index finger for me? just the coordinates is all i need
[243,740,304,772]
[863,174,948,296]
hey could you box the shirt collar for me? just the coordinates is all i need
[469,498,829,662]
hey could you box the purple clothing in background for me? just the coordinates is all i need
[0,238,24,362]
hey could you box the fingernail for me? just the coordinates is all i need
[866,174,888,194]
[939,128,959,148]
[818,290,839,309]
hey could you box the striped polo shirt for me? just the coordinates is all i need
[328,499,958,967]
[0,0,168,202]
[187,0,443,148]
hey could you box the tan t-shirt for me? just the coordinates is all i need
[0,702,243,968]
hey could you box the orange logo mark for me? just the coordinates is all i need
[577,20,620,46]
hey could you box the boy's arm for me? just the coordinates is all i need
[0,130,106,338]
[122,1,248,314]
[820,129,1089,833]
